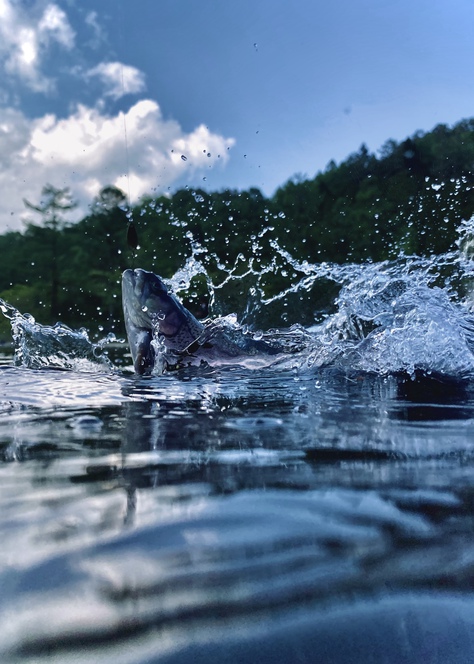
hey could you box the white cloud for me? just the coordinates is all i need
[38,4,75,49]
[0,100,235,231]
[0,0,75,92]
[0,3,235,231]
[87,62,147,100]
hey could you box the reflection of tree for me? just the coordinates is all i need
[23,185,76,320]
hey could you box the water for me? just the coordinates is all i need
[2,232,474,662]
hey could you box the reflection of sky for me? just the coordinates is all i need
[1,0,474,229]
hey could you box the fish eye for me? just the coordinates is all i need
[149,279,166,295]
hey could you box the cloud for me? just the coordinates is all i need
[0,4,235,231]
[86,62,147,100]
[0,0,75,92]
[84,10,106,48]
[0,100,235,231]
[38,4,75,49]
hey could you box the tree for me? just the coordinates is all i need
[23,185,77,320]
[91,185,128,214]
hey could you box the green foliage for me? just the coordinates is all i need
[273,121,474,262]
[1,119,474,331]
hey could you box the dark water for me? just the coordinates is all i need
[2,240,474,662]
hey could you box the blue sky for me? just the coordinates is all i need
[1,0,474,231]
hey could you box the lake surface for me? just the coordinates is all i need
[1,358,474,663]
[3,244,474,662]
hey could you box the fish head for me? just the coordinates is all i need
[122,268,200,373]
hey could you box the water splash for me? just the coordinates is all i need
[304,257,474,378]
[161,218,474,379]
[4,217,474,379]
[0,300,114,372]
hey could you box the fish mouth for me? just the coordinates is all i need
[122,268,139,299]
[121,269,137,298]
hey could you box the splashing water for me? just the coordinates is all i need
[305,256,474,377]
[3,218,474,379]
[146,217,474,379]
[0,300,114,372]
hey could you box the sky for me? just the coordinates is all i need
[1,0,474,231]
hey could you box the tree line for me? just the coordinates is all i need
[1,117,474,338]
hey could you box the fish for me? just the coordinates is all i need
[122,268,262,374]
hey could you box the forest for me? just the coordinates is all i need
[1,117,474,339]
